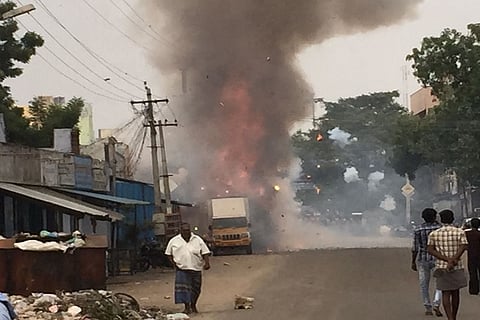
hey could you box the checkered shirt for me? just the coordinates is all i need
[427,225,468,270]
[412,222,441,263]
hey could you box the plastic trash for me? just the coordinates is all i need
[165,313,190,320]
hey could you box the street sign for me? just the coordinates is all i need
[401,182,415,197]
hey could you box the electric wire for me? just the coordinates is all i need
[32,0,146,95]
[120,0,166,40]
[81,0,151,51]
[15,7,151,171]
[17,0,135,101]
[38,42,128,101]
[110,117,145,172]
[126,120,143,153]
[108,0,159,42]
[34,51,126,103]
[33,0,185,105]
[125,118,148,173]
[16,20,127,103]
[114,0,178,49]
[130,128,147,174]
[110,114,143,137]
[120,0,145,24]
[153,103,169,121]
[82,114,142,147]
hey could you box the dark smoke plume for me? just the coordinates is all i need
[138,0,422,223]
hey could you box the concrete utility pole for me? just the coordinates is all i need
[130,83,172,215]
[158,118,176,214]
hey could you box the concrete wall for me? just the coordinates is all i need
[0,143,109,192]
[410,87,440,115]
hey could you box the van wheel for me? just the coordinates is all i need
[246,244,253,255]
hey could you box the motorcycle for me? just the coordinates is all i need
[134,240,172,272]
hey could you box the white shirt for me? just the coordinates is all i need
[165,233,211,271]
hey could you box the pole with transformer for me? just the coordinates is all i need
[130,83,175,238]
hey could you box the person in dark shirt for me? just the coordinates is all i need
[465,217,480,295]
[411,208,443,316]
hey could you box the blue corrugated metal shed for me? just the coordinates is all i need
[115,179,155,245]
[56,188,151,205]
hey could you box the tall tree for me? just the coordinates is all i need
[392,23,480,186]
[0,1,43,144]
[292,92,407,216]
[408,23,480,104]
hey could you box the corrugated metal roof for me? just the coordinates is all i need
[56,188,151,205]
[0,183,123,221]
[115,179,194,207]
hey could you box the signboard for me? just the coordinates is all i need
[401,182,415,197]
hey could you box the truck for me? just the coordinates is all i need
[207,197,253,255]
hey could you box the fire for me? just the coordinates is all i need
[211,78,266,196]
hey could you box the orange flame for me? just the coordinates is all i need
[212,78,266,195]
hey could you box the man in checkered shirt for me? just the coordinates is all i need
[411,208,442,316]
[428,209,468,320]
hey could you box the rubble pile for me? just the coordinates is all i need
[9,290,169,320]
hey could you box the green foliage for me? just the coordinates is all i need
[394,23,480,186]
[26,97,85,148]
[0,1,43,144]
[407,24,480,104]
[0,2,83,148]
[292,92,407,213]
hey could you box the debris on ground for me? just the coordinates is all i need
[234,295,254,310]
[165,313,190,320]
[7,290,171,319]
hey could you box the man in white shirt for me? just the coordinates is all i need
[165,223,211,314]
[0,293,16,320]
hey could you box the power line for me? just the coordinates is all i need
[121,0,146,25]
[115,0,178,49]
[32,0,146,94]
[35,52,126,103]
[15,20,130,103]
[17,0,136,101]
[81,0,151,51]
[108,0,159,42]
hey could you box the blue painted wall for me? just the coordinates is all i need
[115,179,155,247]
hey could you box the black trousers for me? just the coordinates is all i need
[468,258,480,295]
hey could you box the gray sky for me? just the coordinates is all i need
[5,0,480,134]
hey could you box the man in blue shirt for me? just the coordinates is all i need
[411,208,443,316]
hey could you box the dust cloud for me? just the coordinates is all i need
[137,0,422,250]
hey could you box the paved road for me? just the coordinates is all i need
[109,248,479,319]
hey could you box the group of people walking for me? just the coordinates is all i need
[412,208,480,319]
